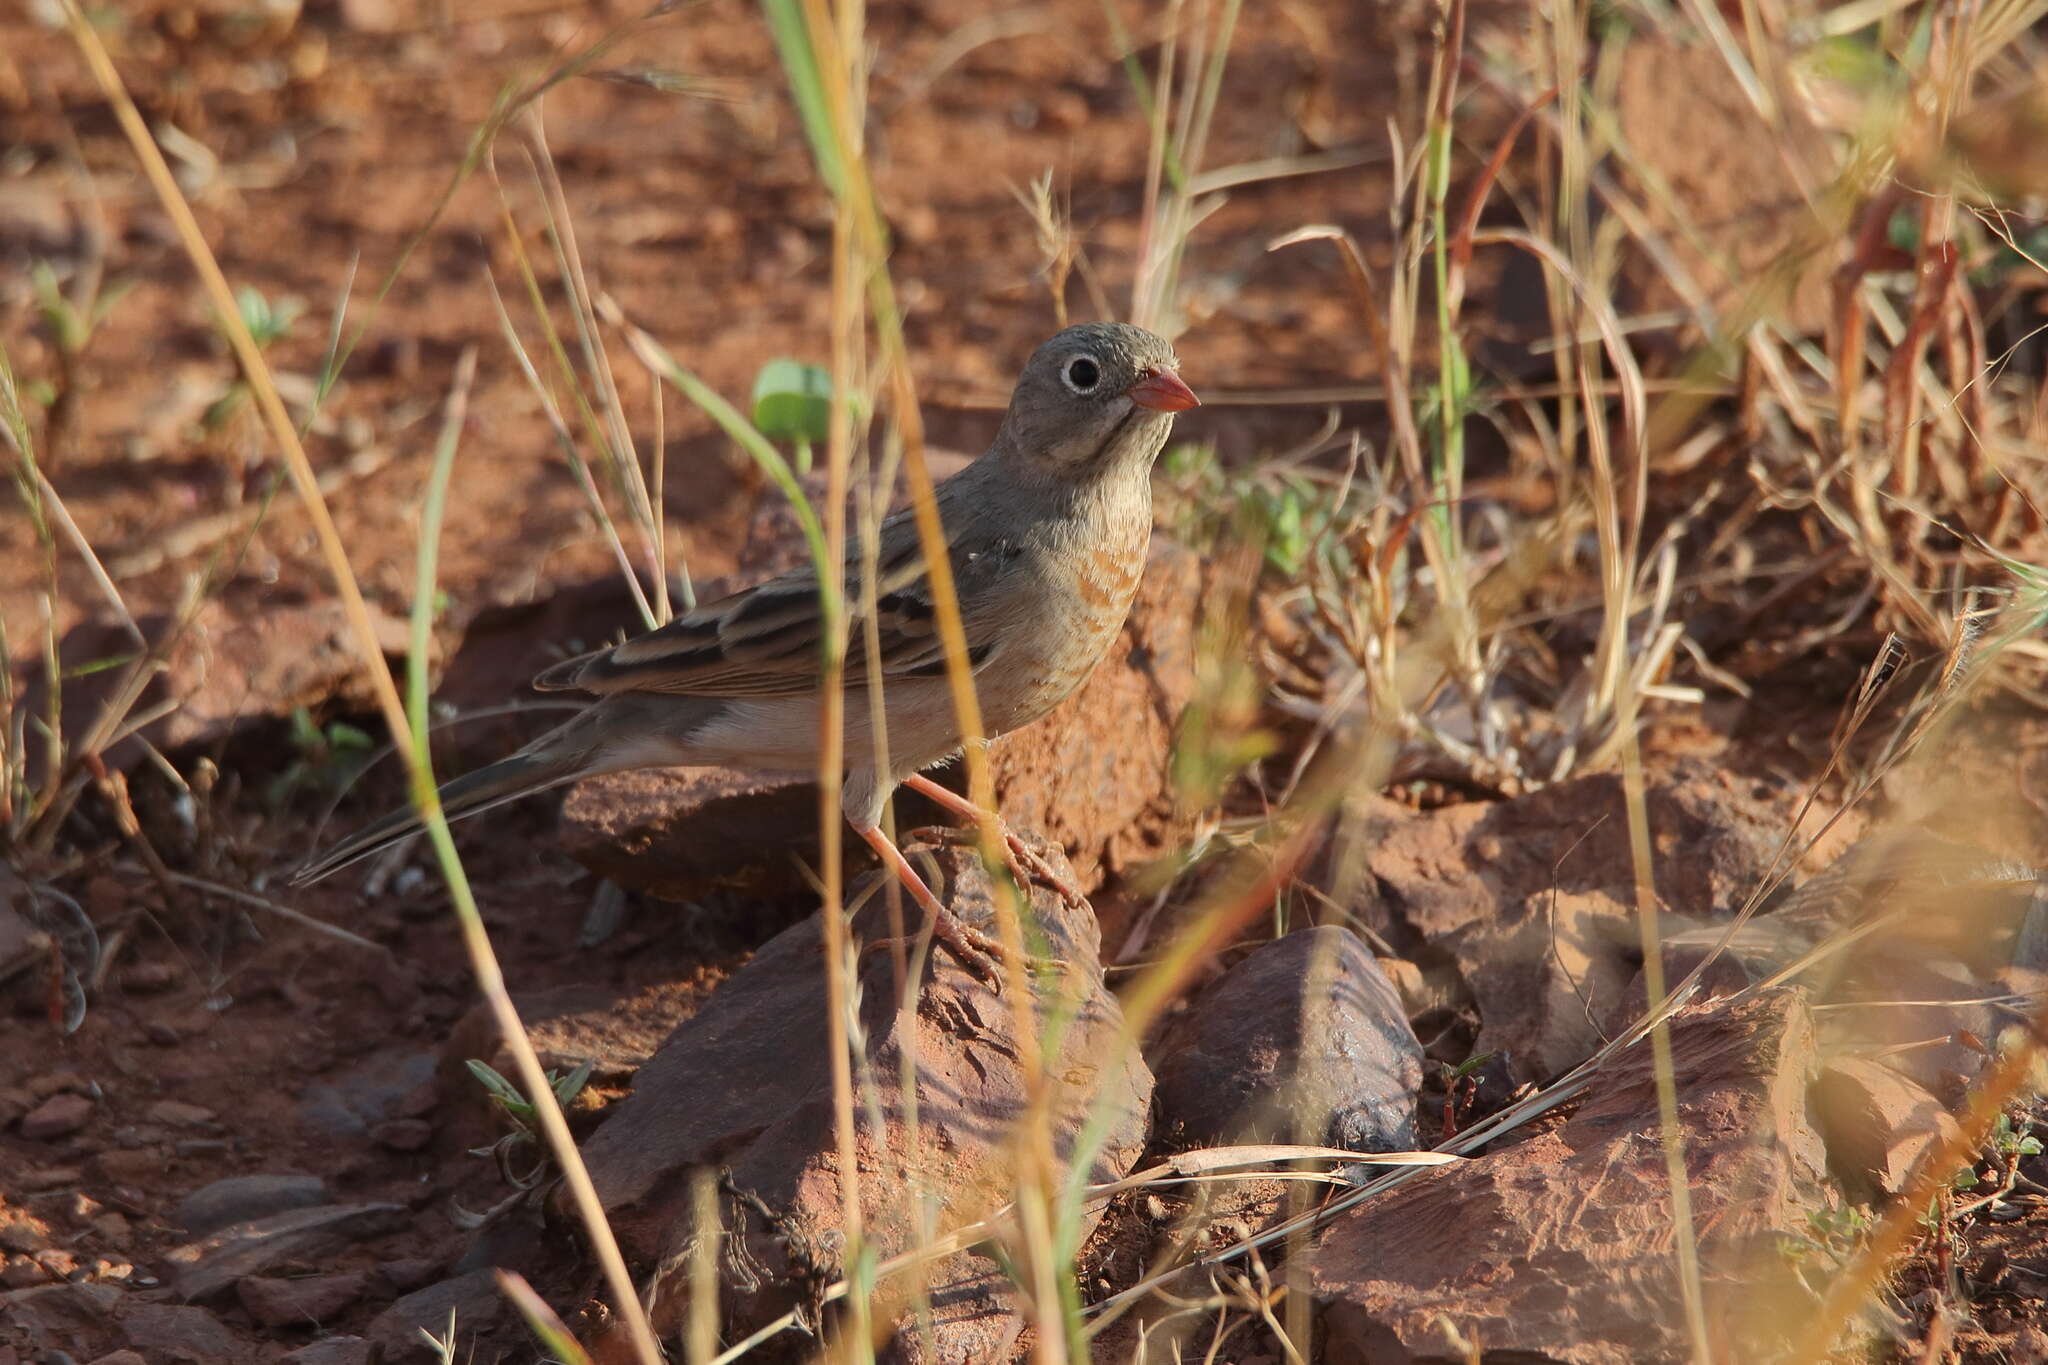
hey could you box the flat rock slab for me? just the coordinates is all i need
[1151,926,1421,1151]
[1345,757,1860,1082]
[164,1203,407,1301]
[1311,991,1833,1365]
[559,536,1201,901]
[34,588,418,771]
[1812,1055,1962,1198]
[578,839,1154,1353]
[366,1269,507,1365]
[173,1174,329,1237]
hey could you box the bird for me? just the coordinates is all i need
[292,321,1198,976]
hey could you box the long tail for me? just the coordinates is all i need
[291,730,595,886]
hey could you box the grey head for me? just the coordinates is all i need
[991,321,1198,482]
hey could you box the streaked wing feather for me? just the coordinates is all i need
[535,502,1013,699]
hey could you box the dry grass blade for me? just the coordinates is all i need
[55,15,662,1358]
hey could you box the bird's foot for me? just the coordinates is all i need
[899,773,1088,909]
[860,904,1003,985]
[852,820,1003,986]
[903,823,1087,909]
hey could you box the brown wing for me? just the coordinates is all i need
[532,526,1007,699]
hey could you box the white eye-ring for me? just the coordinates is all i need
[1061,354,1102,394]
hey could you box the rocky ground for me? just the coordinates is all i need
[6,0,2048,1363]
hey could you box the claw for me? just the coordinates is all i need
[900,775,1089,909]
[853,821,1004,986]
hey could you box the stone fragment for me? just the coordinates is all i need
[370,1118,434,1152]
[1347,760,1854,1083]
[36,591,422,772]
[1811,1056,1962,1197]
[1312,991,1834,1364]
[144,1101,217,1130]
[122,1302,246,1363]
[20,1093,94,1141]
[577,839,1153,1353]
[1151,927,1422,1151]
[163,1203,406,1301]
[365,1271,505,1365]
[376,1256,443,1292]
[282,1338,372,1365]
[236,1271,369,1328]
[174,1174,330,1236]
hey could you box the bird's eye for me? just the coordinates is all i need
[1062,355,1101,394]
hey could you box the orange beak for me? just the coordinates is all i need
[1128,366,1200,413]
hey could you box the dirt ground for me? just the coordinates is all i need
[5,0,2048,1362]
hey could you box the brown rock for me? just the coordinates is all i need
[1811,1056,1961,1197]
[441,979,712,1106]
[163,1203,407,1301]
[145,1100,218,1130]
[1312,991,1833,1364]
[2,1254,51,1288]
[578,839,1153,1351]
[0,1211,48,1253]
[120,960,183,993]
[0,1280,125,1348]
[369,1118,434,1152]
[236,1271,370,1328]
[282,1338,372,1365]
[35,588,420,771]
[20,1092,95,1141]
[1151,927,1422,1151]
[86,1352,147,1365]
[884,1254,1028,1364]
[1349,759,1839,1082]
[26,1072,89,1100]
[366,1271,505,1364]
[122,1302,248,1363]
[95,1149,168,1183]
[1598,939,1758,1038]
[559,536,1201,902]
[376,1256,443,1292]
[33,1248,79,1279]
[174,1174,330,1236]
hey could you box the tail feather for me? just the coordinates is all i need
[291,750,582,885]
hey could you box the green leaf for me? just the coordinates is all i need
[324,721,374,752]
[749,358,833,445]
[465,1059,534,1118]
[288,707,323,751]
[551,1058,595,1107]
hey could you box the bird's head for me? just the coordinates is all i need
[994,321,1197,480]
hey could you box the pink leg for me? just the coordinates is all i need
[900,773,1088,907]
[852,821,1000,981]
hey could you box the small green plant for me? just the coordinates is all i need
[1990,1112,2042,1160]
[30,258,132,465]
[749,357,833,475]
[265,707,374,807]
[466,1057,596,1188]
[203,286,304,432]
[1793,1205,1874,1262]
[1437,1051,1495,1137]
